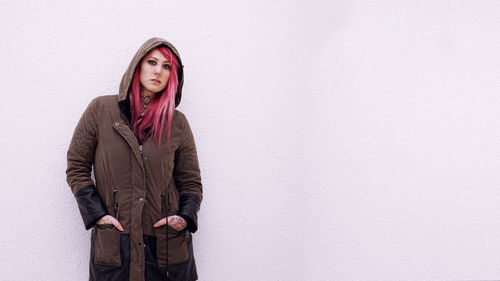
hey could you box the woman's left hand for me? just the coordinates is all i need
[153,215,187,231]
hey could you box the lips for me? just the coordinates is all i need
[150,79,161,84]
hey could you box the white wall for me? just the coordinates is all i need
[1,1,500,280]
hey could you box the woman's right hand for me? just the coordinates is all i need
[96,215,124,231]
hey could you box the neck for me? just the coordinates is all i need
[140,88,155,117]
[141,88,156,99]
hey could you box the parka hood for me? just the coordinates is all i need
[118,37,184,107]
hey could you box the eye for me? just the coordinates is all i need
[147,60,156,65]
[163,64,171,70]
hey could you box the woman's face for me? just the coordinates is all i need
[139,49,171,95]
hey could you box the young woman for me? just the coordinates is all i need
[66,37,202,281]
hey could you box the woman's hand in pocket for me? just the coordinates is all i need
[96,215,124,231]
[153,215,187,231]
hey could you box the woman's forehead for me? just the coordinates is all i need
[145,49,170,63]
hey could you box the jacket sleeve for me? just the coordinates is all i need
[173,114,203,233]
[66,98,107,230]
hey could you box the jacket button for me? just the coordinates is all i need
[139,197,144,201]
[114,122,119,126]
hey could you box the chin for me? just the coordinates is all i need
[156,87,167,93]
[147,86,164,93]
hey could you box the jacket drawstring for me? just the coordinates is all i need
[161,192,168,266]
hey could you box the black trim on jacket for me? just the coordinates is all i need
[75,184,108,230]
[177,194,201,233]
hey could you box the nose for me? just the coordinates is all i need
[153,67,161,77]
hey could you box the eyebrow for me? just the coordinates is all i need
[149,56,170,64]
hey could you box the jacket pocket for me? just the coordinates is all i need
[94,224,121,266]
[155,225,189,268]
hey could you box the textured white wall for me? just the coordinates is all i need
[1,1,500,280]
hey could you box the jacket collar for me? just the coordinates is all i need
[118,97,151,143]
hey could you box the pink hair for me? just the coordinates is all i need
[129,46,180,148]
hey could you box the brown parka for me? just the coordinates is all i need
[66,37,202,281]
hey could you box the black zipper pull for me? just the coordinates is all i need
[161,193,166,216]
[113,189,118,218]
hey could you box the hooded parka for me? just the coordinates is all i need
[66,37,202,281]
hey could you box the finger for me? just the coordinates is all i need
[108,217,123,231]
[167,216,176,228]
[115,221,124,232]
[153,218,167,227]
[96,215,110,225]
